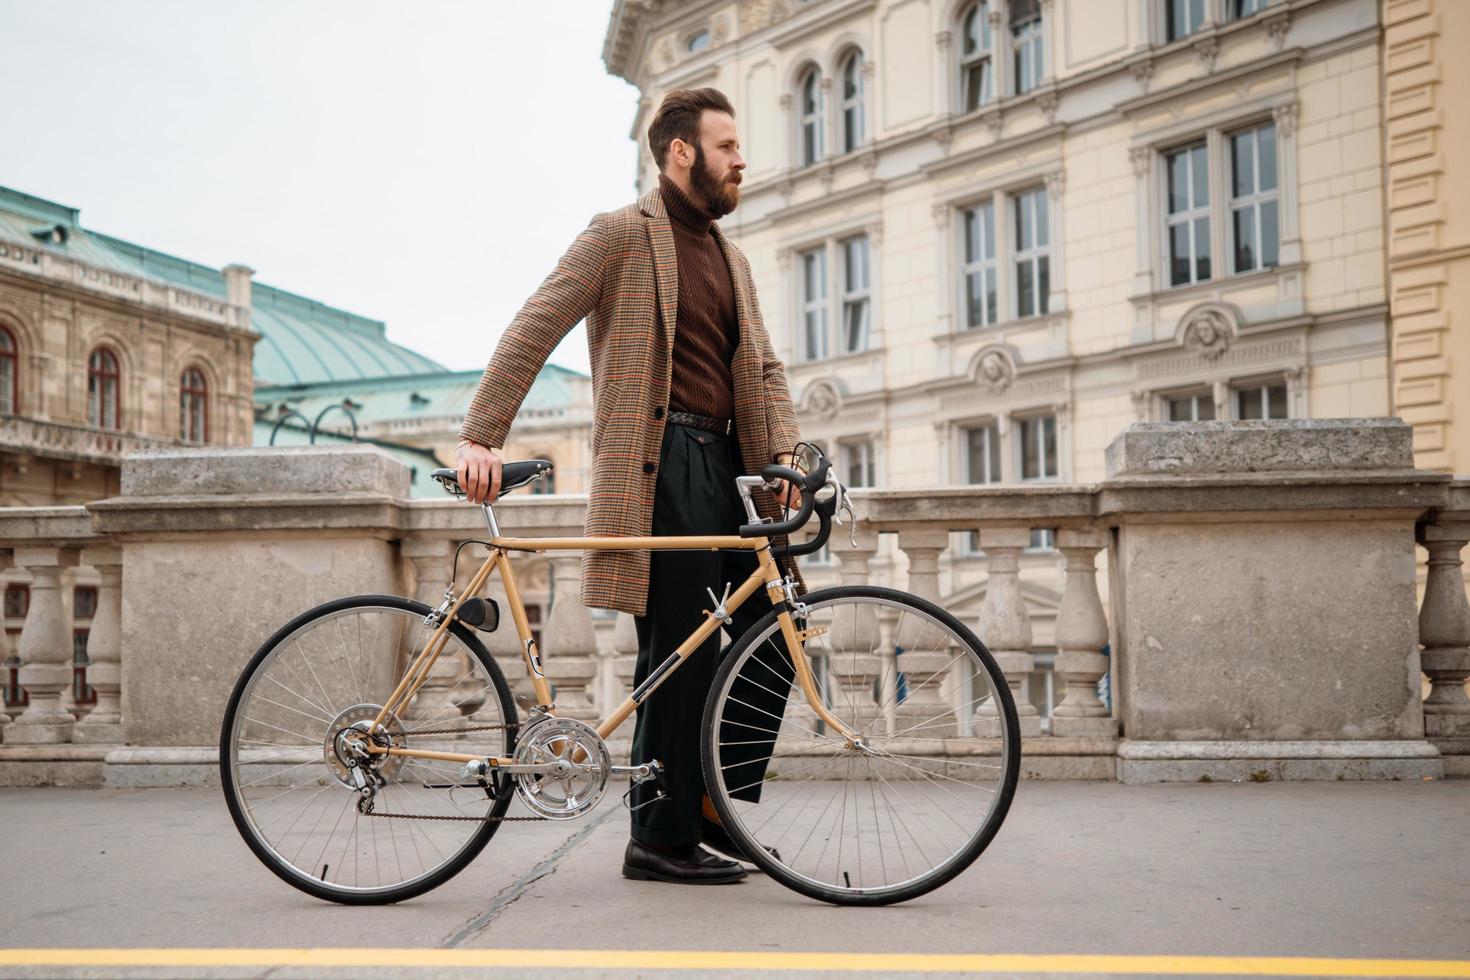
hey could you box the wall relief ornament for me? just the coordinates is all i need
[973,347,1017,394]
[1180,305,1237,360]
[803,380,842,419]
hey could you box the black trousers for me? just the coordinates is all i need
[628,421,795,847]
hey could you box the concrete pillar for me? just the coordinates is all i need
[544,553,598,721]
[1417,522,1470,741]
[976,527,1041,737]
[73,548,123,743]
[8,547,80,744]
[1051,528,1117,736]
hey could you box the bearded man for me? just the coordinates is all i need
[455,87,806,885]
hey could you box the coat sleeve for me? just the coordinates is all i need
[459,214,609,449]
[741,257,803,465]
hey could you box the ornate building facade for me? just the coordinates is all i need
[604,0,1393,497]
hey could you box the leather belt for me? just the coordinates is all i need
[667,410,733,435]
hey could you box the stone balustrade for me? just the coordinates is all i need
[1,421,1467,786]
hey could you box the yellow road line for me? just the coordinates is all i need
[0,949,1468,976]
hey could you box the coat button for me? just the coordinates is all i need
[653,406,665,419]
[643,462,655,474]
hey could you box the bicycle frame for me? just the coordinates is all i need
[364,516,859,769]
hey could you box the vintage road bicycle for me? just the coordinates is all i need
[220,447,1020,906]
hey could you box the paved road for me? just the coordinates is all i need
[1,781,1467,978]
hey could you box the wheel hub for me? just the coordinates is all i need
[324,703,406,787]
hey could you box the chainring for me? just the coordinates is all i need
[512,717,610,820]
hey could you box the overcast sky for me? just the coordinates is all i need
[0,0,640,375]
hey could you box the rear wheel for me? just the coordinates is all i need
[701,586,1020,906]
[220,594,517,904]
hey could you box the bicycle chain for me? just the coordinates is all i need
[361,720,548,822]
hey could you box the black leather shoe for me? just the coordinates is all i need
[622,839,746,884]
[701,817,782,865]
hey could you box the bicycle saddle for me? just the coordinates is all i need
[431,460,552,499]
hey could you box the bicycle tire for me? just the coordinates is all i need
[700,585,1021,906]
[220,594,517,905]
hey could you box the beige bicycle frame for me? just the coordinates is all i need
[363,532,857,768]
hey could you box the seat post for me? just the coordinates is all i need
[481,502,501,538]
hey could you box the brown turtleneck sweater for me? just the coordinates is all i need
[659,174,738,421]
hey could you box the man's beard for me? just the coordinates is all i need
[691,144,741,217]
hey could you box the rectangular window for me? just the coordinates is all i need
[1165,142,1211,287]
[1010,0,1044,95]
[1165,390,1216,422]
[841,235,871,353]
[843,440,876,489]
[800,247,829,361]
[1028,528,1056,550]
[3,584,28,620]
[1230,122,1279,274]
[1013,188,1050,318]
[1235,382,1287,420]
[1232,0,1266,18]
[1018,414,1058,481]
[963,202,998,328]
[1166,0,1206,41]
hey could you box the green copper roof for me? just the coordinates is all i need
[0,184,446,386]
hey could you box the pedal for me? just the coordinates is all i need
[619,759,667,812]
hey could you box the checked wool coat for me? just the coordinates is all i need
[459,186,806,617]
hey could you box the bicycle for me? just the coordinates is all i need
[220,447,1021,906]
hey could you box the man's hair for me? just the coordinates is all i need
[647,87,735,172]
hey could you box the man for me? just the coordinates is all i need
[455,88,805,885]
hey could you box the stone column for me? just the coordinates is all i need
[8,547,80,744]
[829,530,882,730]
[1050,528,1117,736]
[544,553,598,721]
[893,528,956,736]
[611,612,639,708]
[0,550,12,737]
[975,527,1040,737]
[1417,521,1470,743]
[73,547,123,743]
[400,537,466,725]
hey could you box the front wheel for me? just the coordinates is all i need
[220,595,518,905]
[701,586,1020,906]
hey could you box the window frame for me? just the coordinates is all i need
[840,438,877,489]
[798,245,830,362]
[1165,0,1208,42]
[958,1,995,112]
[180,365,209,443]
[1016,412,1059,482]
[839,49,866,154]
[87,346,121,431]
[1163,388,1217,422]
[1012,187,1050,319]
[1009,0,1045,96]
[961,200,999,329]
[839,234,871,355]
[1163,141,1212,288]
[1227,120,1280,275]
[799,66,826,167]
[0,324,17,415]
[1231,379,1289,420]
[963,421,1003,485]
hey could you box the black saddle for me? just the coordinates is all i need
[431,460,552,500]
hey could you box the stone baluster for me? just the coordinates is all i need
[400,537,467,726]
[544,553,598,721]
[1417,520,1470,746]
[8,547,80,744]
[611,613,639,707]
[73,547,123,743]
[828,530,882,731]
[892,528,956,737]
[975,528,1041,737]
[1050,528,1117,736]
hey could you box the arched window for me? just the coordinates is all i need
[180,366,208,443]
[839,50,866,153]
[799,66,825,166]
[0,326,17,415]
[959,2,994,111]
[87,347,120,430]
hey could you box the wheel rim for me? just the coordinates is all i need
[225,603,511,896]
[709,593,1015,899]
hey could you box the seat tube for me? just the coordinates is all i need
[496,549,554,707]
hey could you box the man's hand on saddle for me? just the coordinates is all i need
[455,439,503,504]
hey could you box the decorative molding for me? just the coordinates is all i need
[1129,145,1152,176]
[1136,337,1302,380]
[1130,388,1153,421]
[802,379,843,419]
[1036,88,1060,126]
[935,28,952,50]
[1193,35,1220,73]
[931,202,951,228]
[1128,55,1155,92]
[1181,305,1235,361]
[1272,101,1298,138]
[1044,169,1065,201]
[1264,10,1291,50]
[983,108,1004,138]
